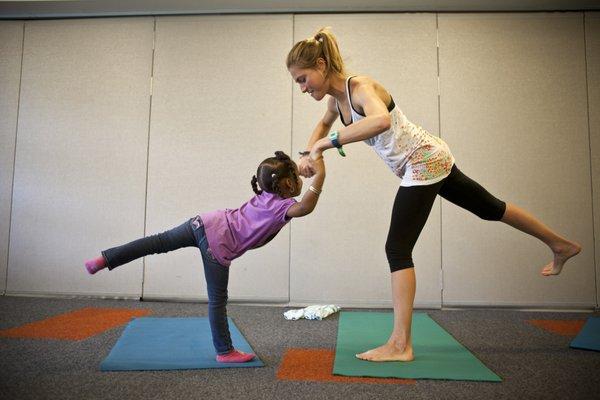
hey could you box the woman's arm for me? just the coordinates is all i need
[304,97,339,150]
[311,81,391,158]
[298,97,338,177]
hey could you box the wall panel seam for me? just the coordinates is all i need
[141,17,157,300]
[583,12,598,308]
[4,22,26,296]
[287,14,296,303]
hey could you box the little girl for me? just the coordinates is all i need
[85,151,325,363]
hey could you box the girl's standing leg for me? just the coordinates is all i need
[357,183,442,362]
[192,219,255,362]
[201,250,234,354]
[438,166,581,275]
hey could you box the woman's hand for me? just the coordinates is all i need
[299,138,326,177]
[298,154,316,178]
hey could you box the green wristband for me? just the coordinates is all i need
[328,130,346,157]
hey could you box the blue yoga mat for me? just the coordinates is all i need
[100,317,264,371]
[570,317,600,352]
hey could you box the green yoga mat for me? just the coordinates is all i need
[333,312,501,382]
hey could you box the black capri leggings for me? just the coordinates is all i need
[385,165,506,272]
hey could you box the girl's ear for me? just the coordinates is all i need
[285,177,295,192]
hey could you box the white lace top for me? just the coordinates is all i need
[337,76,455,186]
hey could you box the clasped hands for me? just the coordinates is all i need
[298,146,324,178]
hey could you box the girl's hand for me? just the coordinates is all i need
[309,147,323,162]
[311,154,325,173]
[298,155,316,178]
[309,137,326,162]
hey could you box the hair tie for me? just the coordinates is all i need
[271,173,276,179]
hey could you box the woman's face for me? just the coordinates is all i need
[288,61,327,101]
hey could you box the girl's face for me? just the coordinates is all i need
[288,163,303,197]
[288,60,328,101]
[293,164,303,196]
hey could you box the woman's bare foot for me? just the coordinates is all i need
[541,241,582,276]
[355,341,414,362]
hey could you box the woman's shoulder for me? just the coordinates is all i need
[348,75,392,106]
[349,75,381,88]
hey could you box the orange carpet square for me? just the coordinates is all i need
[0,307,151,341]
[527,319,586,336]
[276,348,415,385]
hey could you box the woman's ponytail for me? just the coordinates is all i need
[286,26,346,78]
[314,27,345,77]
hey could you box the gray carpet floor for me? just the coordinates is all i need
[0,296,599,400]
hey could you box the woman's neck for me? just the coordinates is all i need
[327,73,348,102]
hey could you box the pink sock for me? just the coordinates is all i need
[215,349,255,363]
[84,256,106,274]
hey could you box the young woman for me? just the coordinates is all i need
[287,27,581,362]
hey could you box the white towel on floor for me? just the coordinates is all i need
[283,305,341,320]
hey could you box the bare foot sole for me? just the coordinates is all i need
[355,343,414,362]
[541,242,582,276]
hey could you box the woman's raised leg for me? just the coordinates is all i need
[501,203,581,275]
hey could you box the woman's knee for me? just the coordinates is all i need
[385,243,414,272]
[385,239,414,272]
[389,263,414,273]
[478,200,507,221]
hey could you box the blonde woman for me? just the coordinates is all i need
[287,27,581,362]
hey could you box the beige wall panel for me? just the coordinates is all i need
[586,12,600,308]
[143,15,293,301]
[0,22,23,294]
[8,18,154,296]
[290,15,441,307]
[439,13,594,307]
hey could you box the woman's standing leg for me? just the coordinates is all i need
[357,183,442,362]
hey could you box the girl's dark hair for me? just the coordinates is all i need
[251,151,298,197]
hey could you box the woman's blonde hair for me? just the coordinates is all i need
[286,27,345,77]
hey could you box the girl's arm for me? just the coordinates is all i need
[310,81,391,159]
[285,156,326,218]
